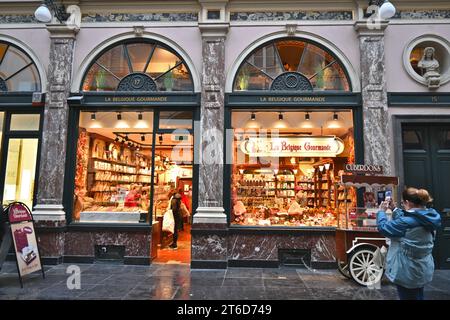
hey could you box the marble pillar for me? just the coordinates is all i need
[191,22,229,268]
[33,25,78,262]
[354,21,392,175]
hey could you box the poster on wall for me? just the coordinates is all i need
[6,202,45,286]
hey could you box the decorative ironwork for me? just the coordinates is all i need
[270,72,313,91]
[117,73,157,92]
[43,0,70,23]
[0,77,7,92]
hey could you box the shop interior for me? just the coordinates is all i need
[231,110,356,228]
[74,111,193,263]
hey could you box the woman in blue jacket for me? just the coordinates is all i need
[377,187,441,300]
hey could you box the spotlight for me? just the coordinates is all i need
[159,134,163,144]
[125,134,129,141]
[333,112,338,121]
[91,112,96,120]
[117,112,122,120]
[141,134,145,142]
[305,112,310,121]
[138,112,143,120]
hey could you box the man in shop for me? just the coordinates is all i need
[169,191,183,249]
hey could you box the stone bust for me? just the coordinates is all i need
[418,47,441,88]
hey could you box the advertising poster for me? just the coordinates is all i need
[10,221,41,276]
[7,203,43,278]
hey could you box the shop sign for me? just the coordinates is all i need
[1,202,45,286]
[74,93,201,106]
[240,136,345,157]
[345,164,383,175]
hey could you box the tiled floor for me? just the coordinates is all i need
[153,224,191,264]
[0,262,449,300]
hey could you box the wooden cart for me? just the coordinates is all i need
[335,174,399,286]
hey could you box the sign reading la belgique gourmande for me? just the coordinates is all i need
[240,136,345,157]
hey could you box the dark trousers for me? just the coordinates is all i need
[172,212,183,245]
[396,285,424,300]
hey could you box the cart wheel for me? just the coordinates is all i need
[337,260,351,279]
[349,248,383,287]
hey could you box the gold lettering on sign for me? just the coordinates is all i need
[258,96,327,103]
[104,96,169,103]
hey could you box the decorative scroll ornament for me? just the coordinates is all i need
[270,72,313,91]
[0,77,7,92]
[117,73,157,92]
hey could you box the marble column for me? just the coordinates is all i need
[191,22,229,268]
[33,25,78,263]
[354,21,392,175]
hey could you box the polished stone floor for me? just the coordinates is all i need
[0,262,449,300]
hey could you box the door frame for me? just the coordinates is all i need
[393,115,450,269]
[0,109,43,208]
[393,115,450,198]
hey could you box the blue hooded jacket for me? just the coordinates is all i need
[377,208,441,289]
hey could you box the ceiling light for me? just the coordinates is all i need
[138,112,143,120]
[324,163,331,170]
[273,112,289,129]
[117,112,122,120]
[141,134,145,142]
[379,1,396,20]
[305,112,310,121]
[245,112,261,129]
[34,4,52,23]
[333,112,338,121]
[91,112,96,120]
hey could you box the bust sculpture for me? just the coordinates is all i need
[418,47,441,88]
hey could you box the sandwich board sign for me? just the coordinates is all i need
[0,202,45,287]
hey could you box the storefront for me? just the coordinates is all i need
[0,40,44,211]
[220,38,363,268]
[62,38,200,264]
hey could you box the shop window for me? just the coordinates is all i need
[10,114,40,131]
[82,41,193,92]
[159,111,193,130]
[73,111,154,224]
[402,129,424,150]
[233,39,350,92]
[230,110,355,228]
[0,42,41,92]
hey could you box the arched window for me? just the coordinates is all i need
[0,42,41,92]
[81,40,194,92]
[233,39,351,92]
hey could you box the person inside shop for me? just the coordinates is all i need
[73,188,95,221]
[295,185,308,207]
[364,191,377,208]
[178,188,190,230]
[124,184,141,208]
[377,187,441,300]
[169,190,183,249]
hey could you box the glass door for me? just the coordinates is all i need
[2,138,39,208]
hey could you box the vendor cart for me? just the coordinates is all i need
[335,174,399,286]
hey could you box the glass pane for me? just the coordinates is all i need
[159,111,193,129]
[155,64,193,92]
[126,43,153,73]
[5,64,40,92]
[276,40,304,72]
[0,46,31,80]
[234,62,271,91]
[230,110,355,228]
[10,114,40,131]
[74,111,154,224]
[97,45,130,79]
[0,43,7,63]
[410,47,424,76]
[82,63,120,91]
[0,112,4,162]
[152,133,193,225]
[2,138,38,209]
[146,47,180,78]
[247,44,283,79]
[403,129,424,150]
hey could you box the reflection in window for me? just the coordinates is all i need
[233,39,350,92]
[439,130,450,150]
[159,111,193,129]
[10,114,40,131]
[82,41,193,92]
[402,129,424,150]
[0,42,41,92]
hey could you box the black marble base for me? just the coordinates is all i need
[191,260,227,269]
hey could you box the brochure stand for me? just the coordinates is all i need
[0,202,45,288]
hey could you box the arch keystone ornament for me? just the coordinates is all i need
[117,73,157,92]
[270,72,313,91]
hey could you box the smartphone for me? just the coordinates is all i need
[385,190,392,202]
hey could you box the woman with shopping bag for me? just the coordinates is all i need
[169,191,183,249]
